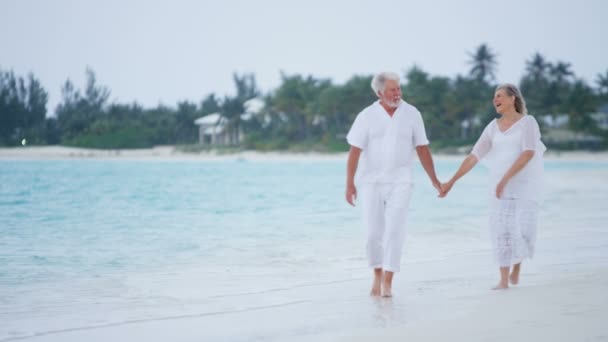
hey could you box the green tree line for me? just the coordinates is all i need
[2,44,607,150]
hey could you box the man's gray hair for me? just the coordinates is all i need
[371,72,400,95]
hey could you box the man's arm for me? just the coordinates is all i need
[345,146,362,206]
[415,145,441,193]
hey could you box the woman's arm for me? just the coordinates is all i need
[495,150,535,198]
[440,154,479,197]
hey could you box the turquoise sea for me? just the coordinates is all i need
[1,158,607,341]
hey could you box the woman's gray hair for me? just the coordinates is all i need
[496,83,528,115]
[371,72,400,96]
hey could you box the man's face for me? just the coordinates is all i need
[379,80,402,108]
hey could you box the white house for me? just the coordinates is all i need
[539,114,570,129]
[591,103,608,130]
[194,97,266,146]
[194,113,229,145]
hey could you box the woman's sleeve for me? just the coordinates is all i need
[522,116,541,151]
[471,123,493,160]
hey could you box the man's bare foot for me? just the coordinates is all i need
[370,279,382,296]
[492,281,509,290]
[381,284,392,297]
[370,286,381,296]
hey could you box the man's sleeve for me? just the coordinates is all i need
[346,113,367,150]
[413,110,430,146]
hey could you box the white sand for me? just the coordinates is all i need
[336,269,608,342]
[1,145,607,161]
[15,268,608,342]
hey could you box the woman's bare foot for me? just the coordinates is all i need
[509,272,519,285]
[493,266,510,290]
[509,264,521,285]
[492,281,509,290]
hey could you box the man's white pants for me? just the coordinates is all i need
[359,182,413,273]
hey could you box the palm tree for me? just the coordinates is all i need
[200,94,221,116]
[596,70,608,95]
[566,80,597,133]
[525,53,549,82]
[222,73,260,145]
[467,44,497,83]
[543,61,574,115]
[549,61,573,84]
[521,53,551,115]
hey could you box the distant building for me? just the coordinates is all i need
[540,105,608,132]
[193,97,266,146]
[591,103,608,130]
[535,110,607,148]
[194,113,230,145]
[539,114,569,129]
[243,98,265,119]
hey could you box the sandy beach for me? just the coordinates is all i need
[11,265,608,342]
[1,145,608,161]
[338,269,608,342]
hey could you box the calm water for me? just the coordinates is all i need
[1,158,607,341]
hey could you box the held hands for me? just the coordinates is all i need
[432,180,441,193]
[345,183,357,206]
[434,179,454,198]
[439,180,454,198]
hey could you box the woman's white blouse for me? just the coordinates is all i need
[471,115,546,202]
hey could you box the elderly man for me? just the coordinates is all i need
[345,71,441,297]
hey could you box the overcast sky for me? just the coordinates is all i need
[1,0,607,114]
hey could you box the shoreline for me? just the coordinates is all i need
[1,145,608,161]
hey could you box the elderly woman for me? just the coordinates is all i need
[440,84,546,290]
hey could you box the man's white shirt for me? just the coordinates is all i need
[346,100,429,185]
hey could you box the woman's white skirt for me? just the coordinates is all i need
[489,198,539,267]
